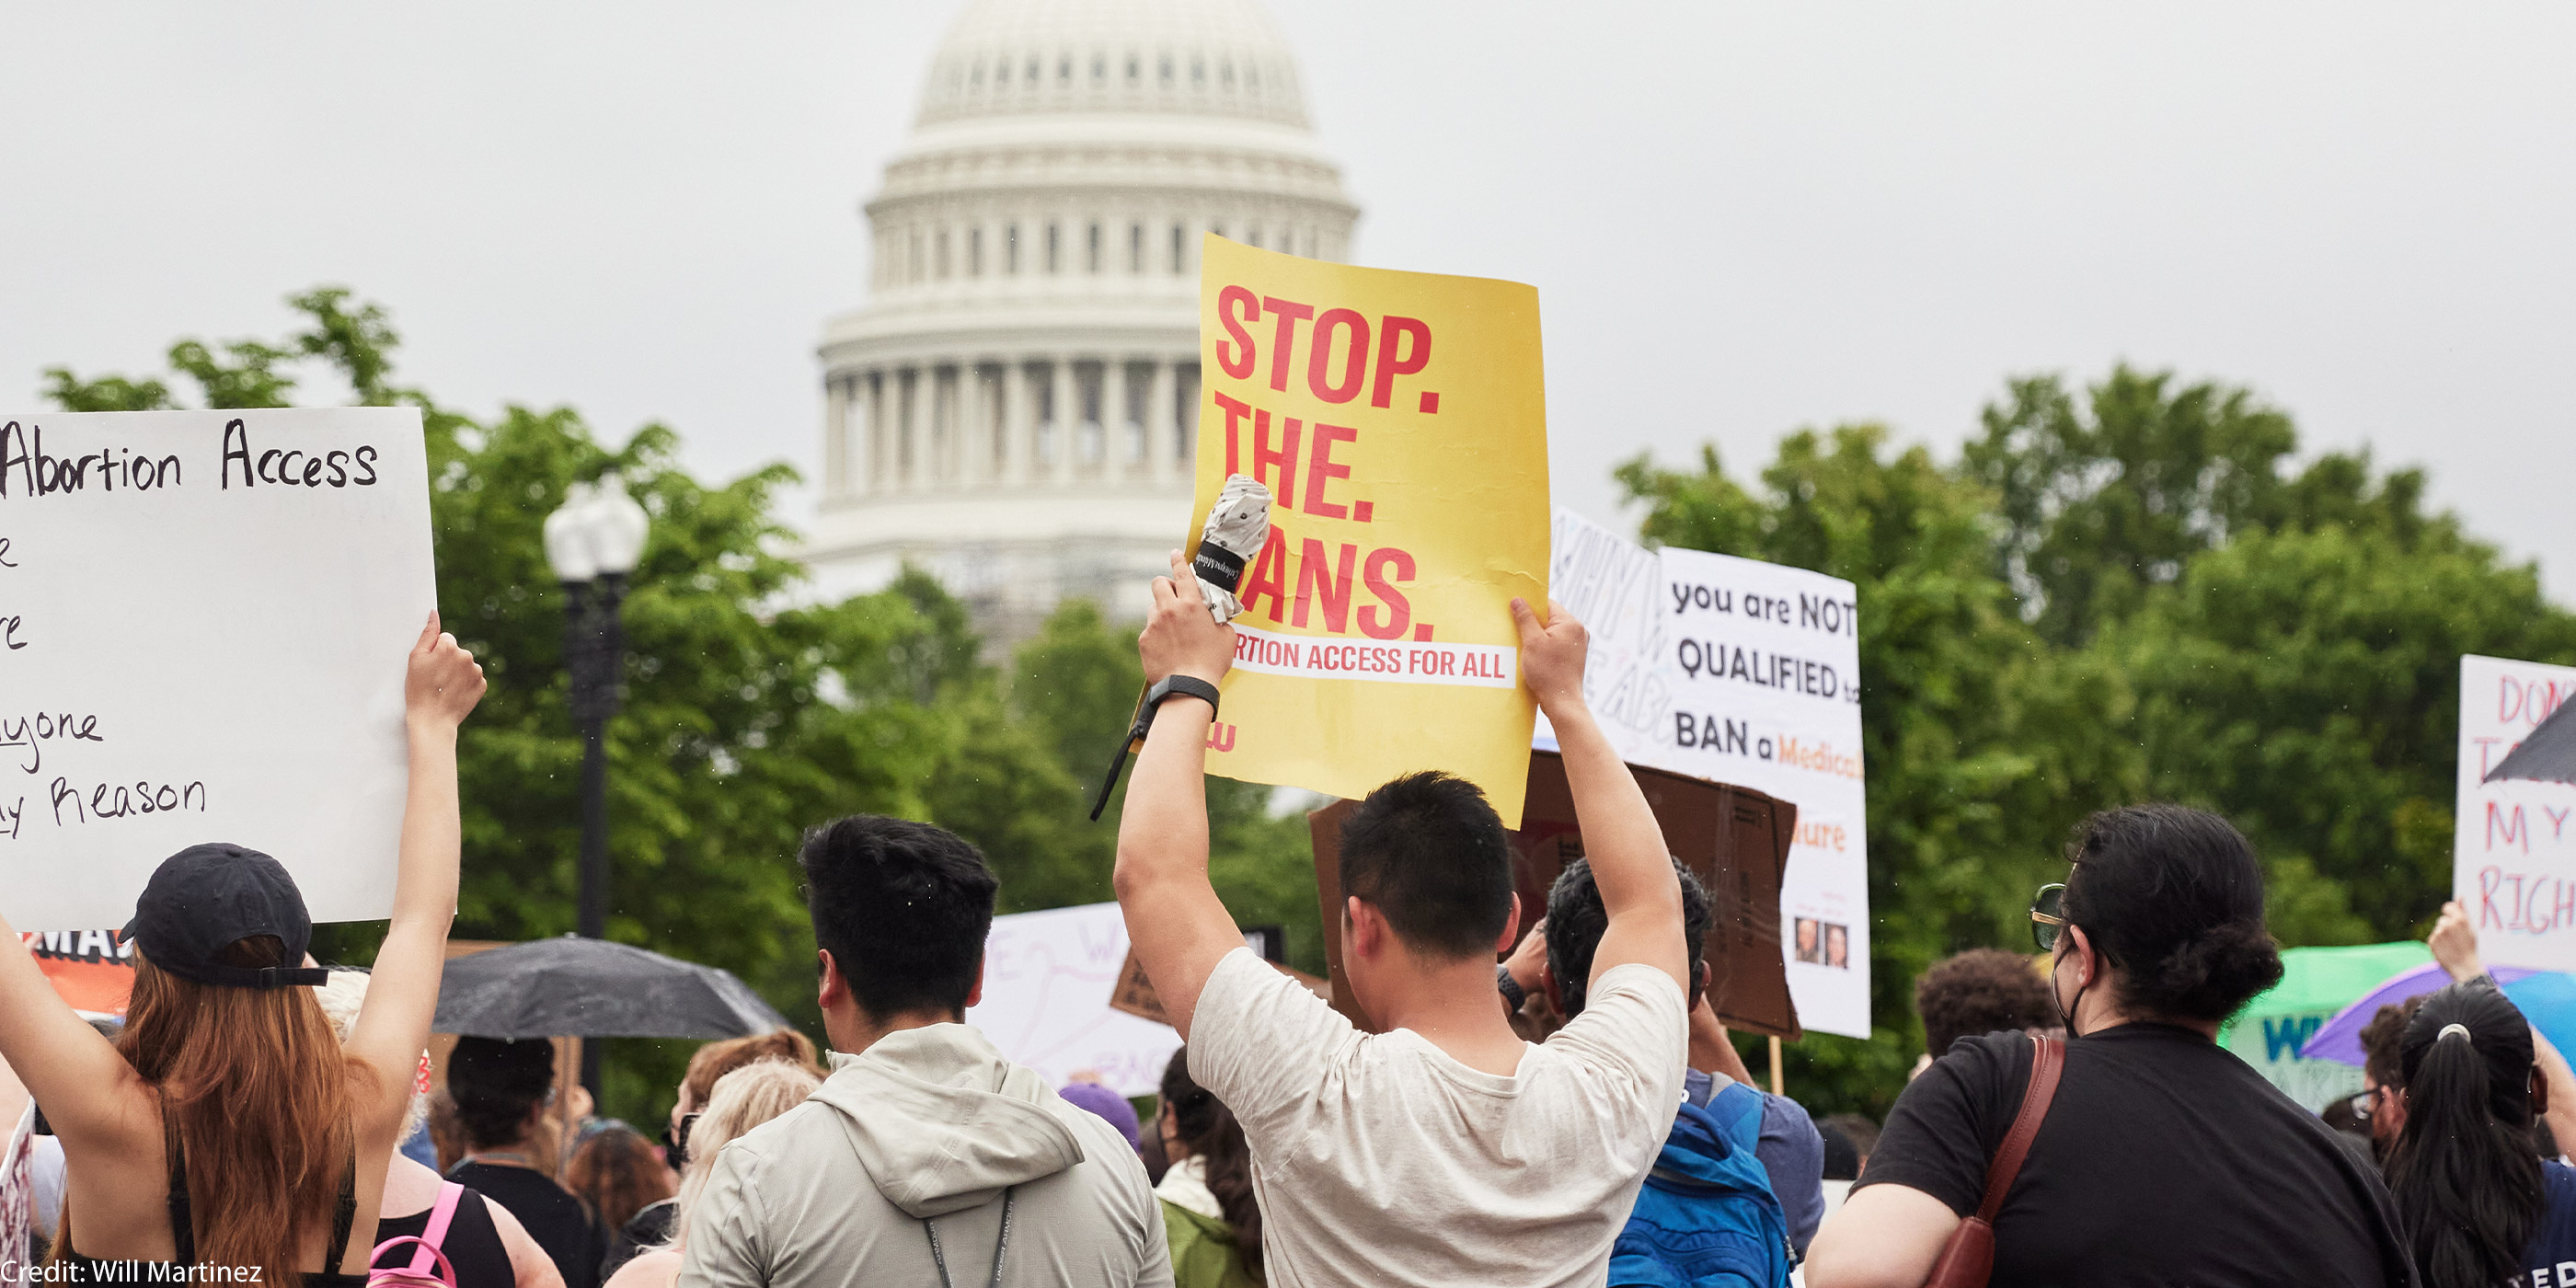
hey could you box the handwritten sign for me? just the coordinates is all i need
[1191,236,1548,824]
[1533,509,1669,765]
[965,902,1180,1098]
[2455,654,2576,966]
[0,408,433,930]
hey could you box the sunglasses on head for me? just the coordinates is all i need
[2030,882,2066,952]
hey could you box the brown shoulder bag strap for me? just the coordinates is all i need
[1974,1034,2064,1222]
[1919,1033,2066,1288]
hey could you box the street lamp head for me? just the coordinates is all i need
[544,482,602,583]
[585,473,650,578]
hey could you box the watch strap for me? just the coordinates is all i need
[1147,673,1221,720]
[1087,675,1223,822]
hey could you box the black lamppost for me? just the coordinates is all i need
[542,476,649,1098]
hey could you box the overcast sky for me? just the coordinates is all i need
[6,3,2569,601]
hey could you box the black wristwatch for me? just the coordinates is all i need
[1143,674,1222,722]
[1496,963,1527,1011]
[1087,674,1222,821]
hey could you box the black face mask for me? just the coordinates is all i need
[664,1111,699,1173]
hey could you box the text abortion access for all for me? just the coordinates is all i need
[0,408,433,930]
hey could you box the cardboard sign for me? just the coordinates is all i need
[2455,654,2576,966]
[1191,236,1548,824]
[0,408,434,930]
[1309,751,1800,1039]
[964,902,1180,1098]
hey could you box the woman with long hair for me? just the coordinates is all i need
[2384,979,2576,1286]
[1156,1046,1263,1288]
[604,1059,821,1288]
[0,615,482,1285]
[563,1126,673,1260]
[1806,804,2413,1288]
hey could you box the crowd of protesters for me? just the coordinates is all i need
[3,565,2571,1288]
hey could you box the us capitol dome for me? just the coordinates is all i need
[803,0,1361,643]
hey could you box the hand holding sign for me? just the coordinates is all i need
[405,612,488,733]
[1144,550,1236,688]
[1512,596,1588,715]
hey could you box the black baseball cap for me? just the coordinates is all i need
[122,843,330,990]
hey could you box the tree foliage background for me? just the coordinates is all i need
[41,293,2576,1121]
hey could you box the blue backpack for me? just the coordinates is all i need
[1608,1078,1795,1288]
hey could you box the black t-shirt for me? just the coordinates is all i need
[1857,1025,2415,1287]
[374,1187,518,1288]
[449,1161,605,1288]
[2517,1161,2576,1288]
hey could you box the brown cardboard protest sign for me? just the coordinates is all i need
[1310,751,1800,1038]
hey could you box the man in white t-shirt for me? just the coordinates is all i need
[1113,552,1691,1288]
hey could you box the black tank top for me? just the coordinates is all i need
[373,1188,517,1288]
[57,1094,364,1287]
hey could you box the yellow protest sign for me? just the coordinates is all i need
[1190,236,1547,823]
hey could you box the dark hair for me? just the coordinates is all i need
[2387,981,2543,1288]
[1160,1046,1262,1272]
[799,815,998,1019]
[2360,995,2428,1093]
[564,1123,674,1234]
[447,1037,555,1151]
[1545,857,1711,1018]
[2057,805,2283,1022]
[1338,772,1514,960]
[1915,949,2056,1060]
[1817,1121,1859,1182]
[1819,1111,1880,1164]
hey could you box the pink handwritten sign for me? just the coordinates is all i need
[2457,655,2576,966]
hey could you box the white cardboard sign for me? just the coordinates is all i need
[1538,512,1871,1039]
[965,902,1180,1098]
[0,408,434,930]
[2455,654,2576,967]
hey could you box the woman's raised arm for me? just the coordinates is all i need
[347,613,485,1125]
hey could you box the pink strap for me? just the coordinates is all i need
[410,1184,465,1276]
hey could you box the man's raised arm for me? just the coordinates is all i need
[1513,597,1688,995]
[1111,550,1248,1040]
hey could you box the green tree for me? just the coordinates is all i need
[1963,366,2299,646]
[2104,522,2576,941]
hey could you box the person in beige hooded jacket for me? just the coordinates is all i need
[676,816,1172,1288]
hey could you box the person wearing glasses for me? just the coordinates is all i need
[1804,805,2414,1288]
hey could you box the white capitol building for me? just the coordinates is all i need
[804,0,1360,643]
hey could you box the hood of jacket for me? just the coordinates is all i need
[807,1022,1089,1219]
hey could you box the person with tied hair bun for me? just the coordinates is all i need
[2384,979,2576,1288]
[1807,804,2414,1288]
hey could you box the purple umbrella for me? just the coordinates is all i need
[2300,961,2543,1064]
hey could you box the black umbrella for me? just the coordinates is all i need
[2486,696,2576,787]
[434,935,790,1040]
